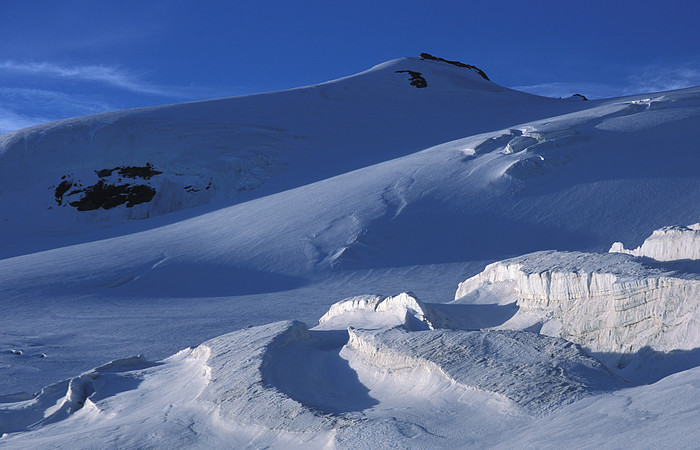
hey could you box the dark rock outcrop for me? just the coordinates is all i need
[54,164,161,211]
[68,181,156,211]
[395,70,428,88]
[419,53,490,81]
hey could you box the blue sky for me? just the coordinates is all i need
[1,0,699,133]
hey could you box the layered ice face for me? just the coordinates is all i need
[610,223,700,261]
[455,224,700,359]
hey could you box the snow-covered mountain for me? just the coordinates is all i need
[1,55,699,448]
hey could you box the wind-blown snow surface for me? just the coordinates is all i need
[2,56,700,448]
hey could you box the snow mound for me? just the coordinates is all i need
[0,321,341,440]
[455,250,700,355]
[345,327,621,416]
[610,223,700,261]
[317,292,437,330]
[0,325,344,448]
[199,320,346,432]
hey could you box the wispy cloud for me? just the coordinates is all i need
[0,61,247,133]
[0,107,51,135]
[0,87,116,114]
[1,60,246,101]
[0,87,120,134]
[623,64,700,95]
[512,62,700,100]
[0,60,174,96]
[511,82,623,100]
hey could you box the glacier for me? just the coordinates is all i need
[1,55,700,448]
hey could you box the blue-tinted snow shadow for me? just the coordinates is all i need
[333,206,599,269]
[590,346,700,386]
[262,330,378,414]
[107,262,308,298]
[428,302,519,330]
[639,257,700,275]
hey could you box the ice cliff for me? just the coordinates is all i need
[455,250,700,355]
[610,223,700,261]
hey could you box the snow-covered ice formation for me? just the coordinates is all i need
[0,322,339,448]
[317,292,437,330]
[610,223,700,261]
[455,250,700,356]
[0,355,157,435]
[344,327,621,416]
[200,320,346,432]
[0,316,621,447]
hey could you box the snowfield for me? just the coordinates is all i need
[1,55,699,448]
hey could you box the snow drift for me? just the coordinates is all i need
[0,55,580,251]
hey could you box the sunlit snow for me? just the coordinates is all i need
[1,55,699,448]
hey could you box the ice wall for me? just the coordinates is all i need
[455,251,700,355]
[610,223,700,261]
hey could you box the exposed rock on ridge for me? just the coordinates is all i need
[419,52,490,80]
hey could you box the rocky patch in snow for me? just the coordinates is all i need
[394,70,427,88]
[54,164,162,211]
[94,164,162,180]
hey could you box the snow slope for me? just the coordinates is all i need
[2,55,700,448]
[0,56,587,258]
